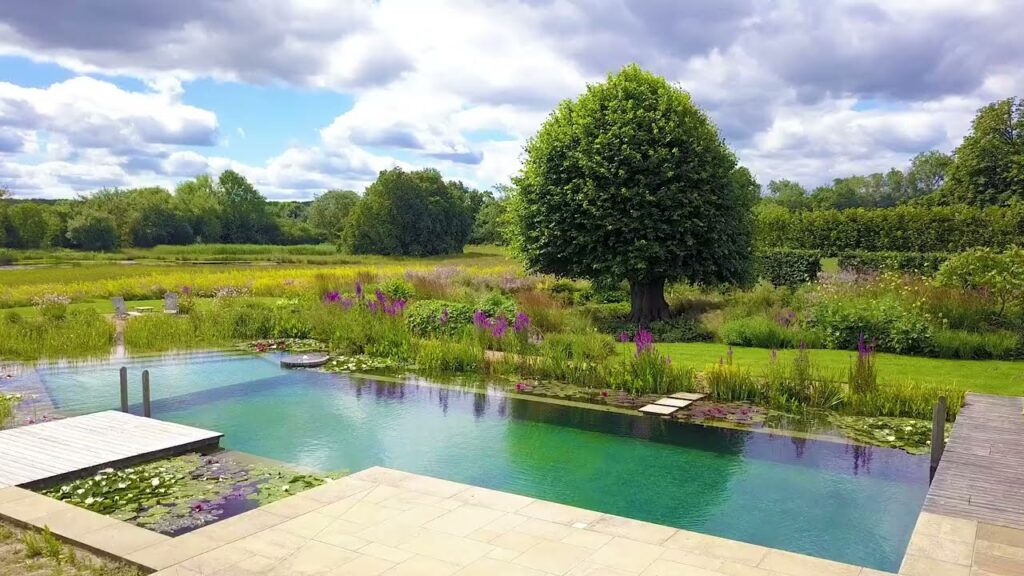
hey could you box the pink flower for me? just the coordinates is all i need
[513,312,530,333]
[617,331,630,343]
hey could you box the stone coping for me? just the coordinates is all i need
[2,466,897,575]
[898,510,1024,576]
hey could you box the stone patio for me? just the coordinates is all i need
[0,466,895,576]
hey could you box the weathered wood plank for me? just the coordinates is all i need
[0,411,221,488]
[924,393,1024,530]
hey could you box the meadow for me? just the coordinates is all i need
[3,243,1022,431]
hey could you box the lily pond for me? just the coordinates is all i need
[22,351,929,572]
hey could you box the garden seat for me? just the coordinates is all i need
[164,292,179,314]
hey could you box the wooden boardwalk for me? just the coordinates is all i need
[0,410,221,488]
[924,392,1024,529]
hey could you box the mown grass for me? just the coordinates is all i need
[653,342,1024,396]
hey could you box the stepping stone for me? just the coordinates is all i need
[655,398,693,409]
[670,392,706,401]
[638,404,678,416]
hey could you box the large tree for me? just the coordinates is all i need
[307,189,360,240]
[174,175,223,243]
[943,97,1024,206]
[512,65,757,324]
[216,170,277,243]
[343,168,473,256]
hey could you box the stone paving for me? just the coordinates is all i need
[134,467,894,576]
[898,510,1024,576]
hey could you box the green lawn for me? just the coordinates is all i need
[644,342,1024,397]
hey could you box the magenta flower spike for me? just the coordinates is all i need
[439,307,450,325]
[617,331,630,343]
[492,316,509,338]
[513,312,530,333]
[355,281,363,299]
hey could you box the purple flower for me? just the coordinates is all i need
[617,331,630,343]
[439,307,450,326]
[368,300,379,314]
[375,288,386,303]
[492,316,509,339]
[323,291,340,304]
[340,298,354,310]
[633,329,654,355]
[355,281,363,299]
[513,312,530,333]
[394,299,406,314]
[473,310,490,329]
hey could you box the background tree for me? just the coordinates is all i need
[216,170,277,243]
[512,64,756,324]
[943,97,1024,206]
[0,186,9,247]
[8,202,51,248]
[764,179,810,210]
[66,210,118,251]
[307,189,360,240]
[122,187,193,247]
[344,168,474,256]
[906,150,952,199]
[174,175,223,243]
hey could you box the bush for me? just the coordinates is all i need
[0,248,13,265]
[808,297,934,355]
[546,279,588,306]
[755,249,822,286]
[936,247,1024,316]
[476,292,516,318]
[933,329,1020,360]
[719,316,819,349]
[378,278,414,301]
[406,300,475,338]
[837,251,948,276]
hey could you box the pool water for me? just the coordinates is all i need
[37,352,928,571]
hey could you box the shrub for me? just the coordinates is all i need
[415,338,484,374]
[933,329,1021,360]
[546,278,587,306]
[719,316,818,349]
[378,278,414,301]
[809,297,934,355]
[936,246,1024,316]
[406,300,474,337]
[476,292,516,318]
[755,249,822,286]
[0,248,13,265]
[837,251,948,276]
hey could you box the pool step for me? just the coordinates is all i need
[654,398,693,409]
[638,404,678,416]
[638,392,707,416]
[670,392,706,401]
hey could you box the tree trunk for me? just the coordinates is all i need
[628,278,671,326]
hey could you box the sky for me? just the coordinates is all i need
[1,0,1022,200]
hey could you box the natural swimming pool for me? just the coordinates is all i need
[36,351,929,571]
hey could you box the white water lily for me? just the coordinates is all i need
[85,497,94,504]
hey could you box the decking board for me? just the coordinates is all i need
[924,393,1024,530]
[0,410,221,488]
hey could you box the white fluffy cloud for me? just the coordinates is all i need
[2,0,1023,198]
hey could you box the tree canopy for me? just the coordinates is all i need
[943,97,1024,206]
[512,64,756,323]
[343,168,474,256]
[307,189,360,240]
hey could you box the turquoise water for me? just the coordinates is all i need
[37,353,928,571]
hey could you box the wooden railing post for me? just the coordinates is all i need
[142,370,152,418]
[119,367,129,412]
[930,396,948,483]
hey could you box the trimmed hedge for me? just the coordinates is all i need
[837,251,949,276]
[754,249,822,286]
[757,204,1024,255]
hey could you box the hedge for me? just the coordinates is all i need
[837,251,949,276]
[756,204,1024,255]
[754,249,822,286]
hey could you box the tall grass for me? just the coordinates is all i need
[0,308,114,360]
[415,337,484,374]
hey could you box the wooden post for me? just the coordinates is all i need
[930,395,948,483]
[119,367,129,412]
[142,370,152,418]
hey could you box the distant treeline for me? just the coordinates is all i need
[0,168,508,254]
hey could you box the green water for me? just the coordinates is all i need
[37,353,928,571]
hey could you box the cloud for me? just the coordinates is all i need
[2,0,1024,198]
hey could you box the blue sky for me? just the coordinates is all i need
[1,0,1021,199]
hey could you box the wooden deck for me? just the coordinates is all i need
[0,410,222,488]
[924,392,1024,529]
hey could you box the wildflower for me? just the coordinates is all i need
[513,312,530,333]
[492,316,509,339]
[633,329,654,355]
[368,300,379,314]
[515,382,524,392]
[374,288,386,303]
[182,286,192,296]
[617,331,630,343]
[439,307,450,326]
[393,299,407,314]
[355,281,363,299]
[340,298,354,310]
[473,309,490,329]
[323,291,340,304]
